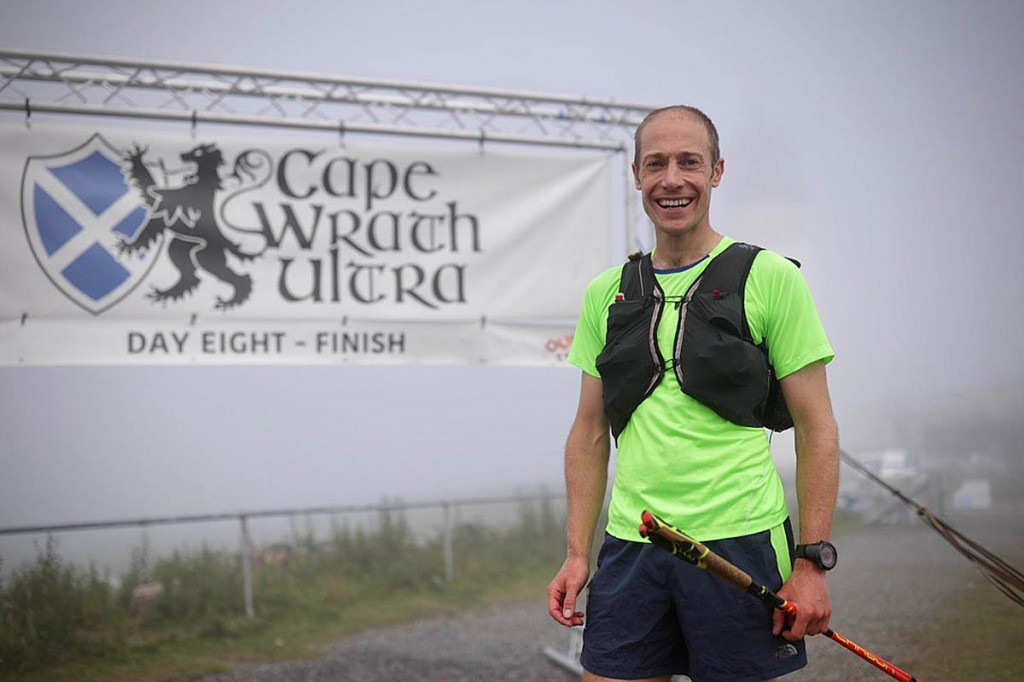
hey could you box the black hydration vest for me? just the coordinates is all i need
[595,242,793,441]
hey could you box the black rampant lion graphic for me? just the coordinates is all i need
[119,143,266,310]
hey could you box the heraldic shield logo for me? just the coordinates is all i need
[21,134,159,315]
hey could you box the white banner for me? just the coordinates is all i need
[0,123,611,365]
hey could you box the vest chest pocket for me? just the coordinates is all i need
[597,297,664,440]
[686,289,746,337]
[679,291,769,427]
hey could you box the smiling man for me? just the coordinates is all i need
[548,106,840,682]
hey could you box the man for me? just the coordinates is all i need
[547,105,840,682]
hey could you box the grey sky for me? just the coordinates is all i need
[1,1,1022,562]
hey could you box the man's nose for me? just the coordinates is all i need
[661,163,685,188]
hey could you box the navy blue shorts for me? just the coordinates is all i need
[580,521,806,681]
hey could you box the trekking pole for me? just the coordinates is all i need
[639,510,920,682]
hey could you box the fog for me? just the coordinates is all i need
[1,0,1023,574]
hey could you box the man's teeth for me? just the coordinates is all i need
[658,198,693,208]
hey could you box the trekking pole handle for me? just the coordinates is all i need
[639,510,920,682]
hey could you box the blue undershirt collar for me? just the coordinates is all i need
[652,254,709,275]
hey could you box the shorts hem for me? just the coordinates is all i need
[696,654,808,682]
[579,660,806,682]
[580,660,681,680]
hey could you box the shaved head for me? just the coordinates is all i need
[634,105,720,168]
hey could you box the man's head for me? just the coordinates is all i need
[633,105,720,169]
[632,106,725,239]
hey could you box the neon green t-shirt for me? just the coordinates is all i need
[568,236,834,542]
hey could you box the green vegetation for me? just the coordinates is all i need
[0,499,565,682]
[6,499,1020,681]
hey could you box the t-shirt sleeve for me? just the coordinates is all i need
[747,251,834,379]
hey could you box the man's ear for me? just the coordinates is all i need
[711,157,725,188]
[632,163,641,190]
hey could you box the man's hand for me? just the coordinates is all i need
[772,560,832,641]
[547,555,589,627]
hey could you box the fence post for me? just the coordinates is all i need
[443,502,455,583]
[239,514,255,618]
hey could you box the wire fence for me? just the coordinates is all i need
[0,490,565,618]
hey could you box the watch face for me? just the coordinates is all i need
[819,543,837,569]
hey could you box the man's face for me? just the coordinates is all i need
[632,112,724,238]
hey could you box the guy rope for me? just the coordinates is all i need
[840,448,1024,609]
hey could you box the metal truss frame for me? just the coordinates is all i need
[0,48,654,251]
[0,49,654,152]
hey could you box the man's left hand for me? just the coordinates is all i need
[772,560,831,641]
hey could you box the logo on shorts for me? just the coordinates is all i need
[775,643,799,659]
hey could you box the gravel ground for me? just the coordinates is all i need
[201,515,1022,681]
[200,598,572,682]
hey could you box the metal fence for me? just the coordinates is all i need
[0,491,565,618]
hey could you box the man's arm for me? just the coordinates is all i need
[547,371,611,627]
[772,360,840,641]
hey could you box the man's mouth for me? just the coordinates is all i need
[656,198,693,209]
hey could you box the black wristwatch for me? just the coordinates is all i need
[794,541,837,571]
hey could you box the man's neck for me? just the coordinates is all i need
[652,227,723,270]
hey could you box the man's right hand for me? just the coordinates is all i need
[547,555,589,627]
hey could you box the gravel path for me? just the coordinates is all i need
[201,515,1022,681]
[200,598,573,682]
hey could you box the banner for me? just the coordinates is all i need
[0,123,611,365]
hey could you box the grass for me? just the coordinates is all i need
[14,572,551,682]
[0,499,565,682]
